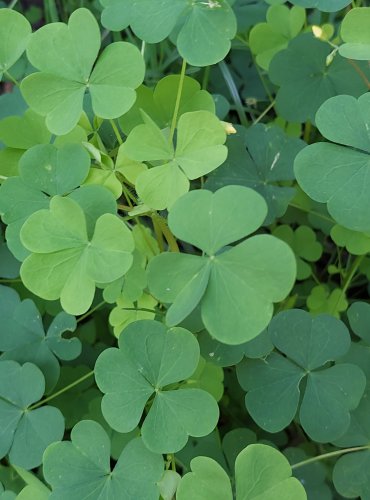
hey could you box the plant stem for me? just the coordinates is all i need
[331,254,364,314]
[76,300,106,323]
[109,119,123,145]
[141,41,146,57]
[121,307,164,315]
[254,100,276,124]
[347,59,370,89]
[29,371,94,410]
[303,121,312,143]
[8,0,18,9]
[0,278,22,283]
[292,445,370,469]
[4,71,19,87]
[288,203,335,223]
[169,59,187,143]
[218,61,249,127]
[152,213,179,252]
[202,66,210,90]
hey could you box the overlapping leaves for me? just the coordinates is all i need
[21,8,145,134]
[123,111,227,209]
[43,420,164,499]
[295,93,370,232]
[20,196,134,315]
[0,142,90,260]
[100,0,237,66]
[0,9,31,81]
[237,309,366,442]
[206,124,305,224]
[269,34,370,123]
[0,285,80,392]
[177,444,306,500]
[0,360,64,470]
[95,320,219,453]
[148,186,296,344]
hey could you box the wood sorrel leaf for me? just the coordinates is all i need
[0,10,31,81]
[95,320,219,453]
[148,186,296,344]
[19,196,134,315]
[0,360,64,470]
[43,420,164,499]
[21,8,144,135]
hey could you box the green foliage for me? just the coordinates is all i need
[177,443,306,499]
[148,186,296,344]
[43,420,164,499]
[1,2,370,498]
[237,309,366,441]
[95,320,219,453]
[21,8,145,134]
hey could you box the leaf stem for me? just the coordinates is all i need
[331,254,364,314]
[254,100,276,124]
[347,59,370,89]
[109,119,123,145]
[218,61,249,127]
[8,0,18,9]
[4,71,19,87]
[169,59,187,143]
[76,300,106,323]
[0,278,22,283]
[152,213,179,252]
[29,371,94,410]
[288,203,335,223]
[292,445,370,469]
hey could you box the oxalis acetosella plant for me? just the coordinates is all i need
[1,0,370,498]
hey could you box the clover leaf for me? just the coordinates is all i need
[249,4,305,70]
[21,8,145,135]
[307,285,348,317]
[123,111,227,209]
[0,226,20,279]
[237,309,366,442]
[100,0,237,67]
[269,34,370,123]
[206,124,305,224]
[290,0,350,11]
[148,186,296,344]
[339,7,370,60]
[331,225,370,255]
[0,142,91,260]
[19,196,134,315]
[177,444,307,500]
[333,448,370,500]
[295,93,370,231]
[119,75,215,134]
[0,285,80,392]
[0,360,64,470]
[272,225,322,280]
[43,420,164,500]
[95,320,219,453]
[0,9,31,81]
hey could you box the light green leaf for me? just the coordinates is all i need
[43,420,164,500]
[331,225,370,255]
[0,10,31,81]
[21,8,144,134]
[340,7,370,60]
[176,456,233,500]
[119,75,215,134]
[95,320,219,453]
[0,360,64,470]
[249,5,305,70]
[20,196,134,315]
[235,444,307,499]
